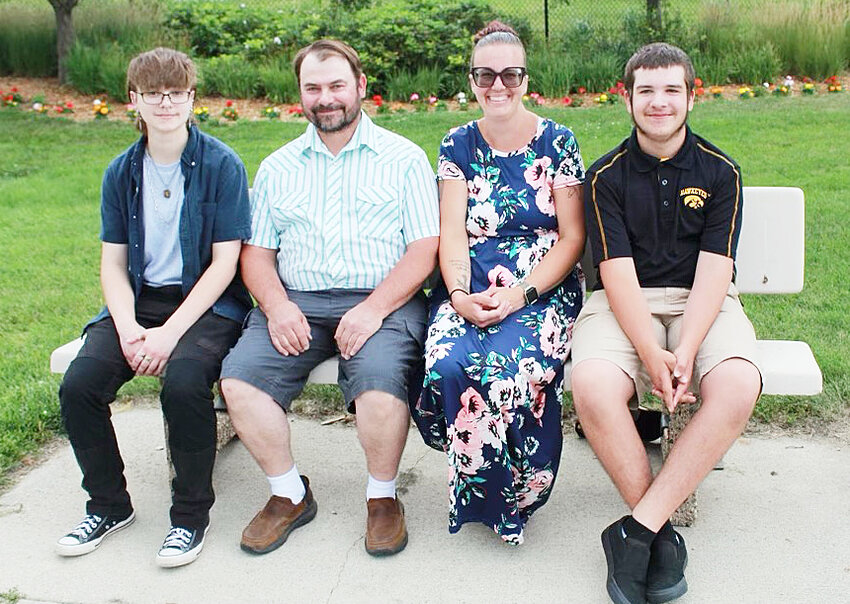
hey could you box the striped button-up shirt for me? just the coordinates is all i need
[249,112,440,291]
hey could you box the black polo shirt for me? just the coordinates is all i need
[584,127,742,290]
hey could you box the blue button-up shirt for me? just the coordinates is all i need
[91,125,252,326]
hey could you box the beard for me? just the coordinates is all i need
[305,99,362,133]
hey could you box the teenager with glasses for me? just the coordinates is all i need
[55,47,252,567]
[410,21,586,544]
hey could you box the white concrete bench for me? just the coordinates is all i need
[50,187,821,515]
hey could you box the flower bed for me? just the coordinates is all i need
[2,74,847,123]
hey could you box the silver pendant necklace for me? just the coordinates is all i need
[145,151,179,199]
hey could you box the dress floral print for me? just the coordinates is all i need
[411,118,585,544]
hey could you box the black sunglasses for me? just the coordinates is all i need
[469,67,528,88]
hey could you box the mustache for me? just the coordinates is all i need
[310,103,345,113]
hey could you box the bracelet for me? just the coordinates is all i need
[449,288,469,298]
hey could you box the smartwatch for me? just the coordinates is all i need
[520,282,539,305]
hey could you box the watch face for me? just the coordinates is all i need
[524,285,538,304]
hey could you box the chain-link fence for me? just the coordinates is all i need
[224,0,707,42]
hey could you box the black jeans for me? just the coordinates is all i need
[59,286,242,530]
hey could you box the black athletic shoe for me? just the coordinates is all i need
[601,516,651,604]
[647,527,688,603]
[156,525,208,568]
[55,511,136,556]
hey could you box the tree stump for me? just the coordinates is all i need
[661,400,701,526]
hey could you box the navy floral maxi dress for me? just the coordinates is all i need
[411,117,585,544]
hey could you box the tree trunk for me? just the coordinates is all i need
[48,0,79,84]
[647,0,663,34]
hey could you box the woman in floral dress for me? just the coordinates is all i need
[411,21,586,544]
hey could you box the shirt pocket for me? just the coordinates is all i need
[269,187,312,231]
[355,187,402,239]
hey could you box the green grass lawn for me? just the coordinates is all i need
[1,92,848,481]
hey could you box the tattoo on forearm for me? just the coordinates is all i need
[450,259,470,290]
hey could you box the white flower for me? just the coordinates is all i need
[273,36,282,45]
[467,174,493,203]
[466,202,498,238]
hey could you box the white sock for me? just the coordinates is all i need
[267,465,305,504]
[366,474,396,500]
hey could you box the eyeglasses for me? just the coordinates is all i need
[136,90,193,105]
[469,67,527,88]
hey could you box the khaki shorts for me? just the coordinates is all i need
[571,284,762,403]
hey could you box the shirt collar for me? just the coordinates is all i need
[130,125,200,169]
[299,110,379,157]
[627,125,695,172]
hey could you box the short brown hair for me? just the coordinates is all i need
[293,39,363,85]
[470,20,526,68]
[624,42,695,95]
[126,47,196,100]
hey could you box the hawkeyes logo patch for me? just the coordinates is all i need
[679,187,709,209]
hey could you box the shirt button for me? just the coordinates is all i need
[132,215,136,219]
[134,244,139,247]
[663,200,669,207]
[191,161,196,166]
[661,179,668,185]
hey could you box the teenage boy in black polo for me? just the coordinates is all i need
[571,43,762,604]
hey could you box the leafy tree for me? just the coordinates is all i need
[47,0,80,83]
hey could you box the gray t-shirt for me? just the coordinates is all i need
[142,153,184,286]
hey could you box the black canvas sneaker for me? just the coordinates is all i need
[601,516,652,604]
[155,524,208,568]
[647,527,688,603]
[55,511,136,556]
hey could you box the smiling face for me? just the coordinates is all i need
[626,65,695,157]
[469,42,527,120]
[299,52,366,134]
[130,88,194,138]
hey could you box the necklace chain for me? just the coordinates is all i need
[145,152,179,199]
[144,153,180,223]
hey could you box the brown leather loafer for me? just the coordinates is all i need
[365,497,408,556]
[240,475,317,555]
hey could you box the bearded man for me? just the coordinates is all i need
[571,43,762,604]
[219,39,439,557]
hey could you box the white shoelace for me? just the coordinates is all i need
[162,527,193,550]
[71,514,102,539]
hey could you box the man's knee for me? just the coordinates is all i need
[220,377,271,414]
[571,359,634,416]
[355,390,407,418]
[701,358,761,421]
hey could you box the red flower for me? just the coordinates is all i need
[578,86,586,94]
[608,86,618,95]
[371,94,383,107]
[65,101,73,108]
[225,99,233,107]
[11,86,18,93]
[694,77,703,88]
[561,95,573,106]
[695,86,705,96]
[54,105,63,112]
[616,81,624,89]
[287,104,303,115]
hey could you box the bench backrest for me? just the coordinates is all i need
[581,186,805,294]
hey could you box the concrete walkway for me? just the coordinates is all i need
[1,404,848,604]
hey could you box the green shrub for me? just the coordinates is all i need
[0,2,56,76]
[198,55,260,99]
[65,42,132,100]
[385,67,442,101]
[257,56,299,104]
[527,45,573,97]
[756,1,849,78]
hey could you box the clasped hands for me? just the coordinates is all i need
[450,283,524,328]
[645,345,698,413]
[266,298,383,360]
[121,323,180,377]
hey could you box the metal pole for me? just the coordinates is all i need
[544,0,549,41]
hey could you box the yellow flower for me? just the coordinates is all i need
[100,107,108,115]
[598,93,608,102]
